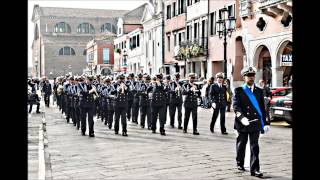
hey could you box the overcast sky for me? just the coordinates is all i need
[28,0,148,67]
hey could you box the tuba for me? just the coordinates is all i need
[57,84,64,95]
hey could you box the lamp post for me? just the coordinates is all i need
[34,58,38,78]
[217,6,236,79]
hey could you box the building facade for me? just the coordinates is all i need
[113,3,147,75]
[164,0,187,78]
[31,5,128,77]
[235,0,292,87]
[141,0,165,76]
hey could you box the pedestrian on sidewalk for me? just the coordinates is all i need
[233,66,270,177]
[42,79,52,107]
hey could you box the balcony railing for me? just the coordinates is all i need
[175,37,208,60]
[259,0,289,9]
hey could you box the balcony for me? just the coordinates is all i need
[259,0,292,17]
[239,0,252,18]
[175,37,208,60]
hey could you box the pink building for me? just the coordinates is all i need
[164,0,187,77]
[234,0,292,87]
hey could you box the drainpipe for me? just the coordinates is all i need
[206,0,210,79]
[162,1,165,74]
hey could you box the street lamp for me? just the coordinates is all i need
[34,59,38,78]
[217,6,236,79]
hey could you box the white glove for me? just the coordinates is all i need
[240,117,250,126]
[264,125,270,133]
[212,103,216,109]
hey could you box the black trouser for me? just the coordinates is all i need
[105,102,114,128]
[132,98,140,123]
[114,105,127,133]
[210,103,227,133]
[183,106,198,131]
[73,106,80,128]
[151,104,166,132]
[140,105,151,128]
[169,103,182,127]
[165,104,170,124]
[44,94,50,107]
[127,100,133,120]
[226,102,231,112]
[61,95,66,114]
[57,95,61,109]
[29,103,40,113]
[66,99,73,123]
[236,131,260,172]
[80,105,95,135]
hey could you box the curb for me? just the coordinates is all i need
[38,95,52,180]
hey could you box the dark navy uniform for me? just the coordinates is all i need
[125,73,135,121]
[233,66,270,177]
[139,75,152,129]
[101,79,115,129]
[209,76,228,134]
[71,79,81,129]
[169,73,183,129]
[63,79,73,123]
[149,74,167,135]
[79,77,96,137]
[132,74,143,124]
[113,75,129,136]
[163,75,171,125]
[182,73,200,135]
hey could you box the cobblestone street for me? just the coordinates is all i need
[39,105,292,179]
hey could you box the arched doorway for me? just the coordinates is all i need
[234,36,246,82]
[101,68,112,76]
[277,41,292,86]
[254,45,272,87]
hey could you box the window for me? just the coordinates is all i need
[83,50,86,55]
[167,5,171,19]
[187,26,190,40]
[137,35,140,47]
[103,48,110,64]
[178,33,182,45]
[174,33,177,46]
[130,38,133,49]
[210,12,216,35]
[194,22,198,39]
[59,46,75,56]
[228,5,235,17]
[173,2,176,17]
[77,23,95,34]
[121,42,123,49]
[133,36,137,48]
[119,28,122,34]
[187,0,192,6]
[101,23,111,32]
[54,22,71,33]
[112,25,117,34]
[167,36,170,51]
[153,40,155,57]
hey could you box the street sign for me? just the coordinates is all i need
[281,54,292,66]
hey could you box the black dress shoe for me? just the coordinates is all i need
[170,125,174,128]
[251,171,263,177]
[89,134,95,137]
[122,132,128,136]
[81,132,86,136]
[193,131,200,135]
[160,131,166,136]
[222,132,228,135]
[108,125,112,129]
[237,165,245,171]
[178,126,183,129]
[148,127,151,130]
[115,131,119,134]
[36,111,41,114]
[152,130,156,133]
[183,129,187,133]
[141,125,145,128]
[210,128,214,133]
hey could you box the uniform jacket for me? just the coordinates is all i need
[113,82,129,108]
[139,82,152,107]
[148,82,167,107]
[209,83,227,107]
[78,83,96,108]
[233,85,270,133]
[169,81,183,104]
[182,82,199,108]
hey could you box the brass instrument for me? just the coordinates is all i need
[175,81,182,97]
[89,85,99,100]
[57,85,64,95]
